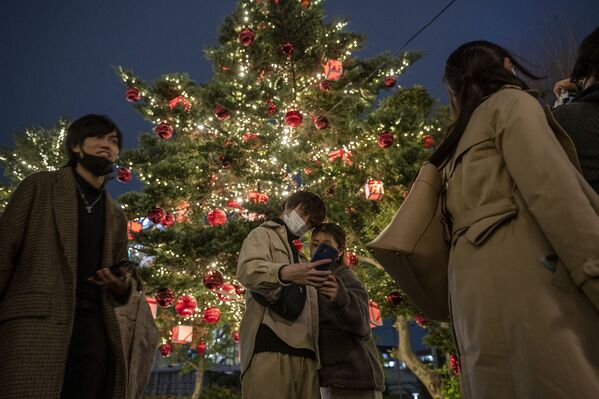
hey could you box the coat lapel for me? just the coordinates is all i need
[53,168,78,282]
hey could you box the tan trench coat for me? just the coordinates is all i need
[0,167,132,398]
[236,221,320,377]
[445,87,599,398]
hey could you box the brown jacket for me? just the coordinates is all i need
[116,289,161,399]
[236,221,320,376]
[445,87,599,398]
[318,262,384,391]
[0,167,132,399]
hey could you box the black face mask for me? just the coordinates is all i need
[78,149,114,176]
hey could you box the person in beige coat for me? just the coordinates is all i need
[236,191,332,399]
[428,41,599,398]
[0,115,134,399]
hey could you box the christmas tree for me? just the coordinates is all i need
[0,118,69,211]
[117,0,456,397]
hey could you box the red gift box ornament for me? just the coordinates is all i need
[203,306,221,324]
[175,295,197,316]
[368,300,383,328]
[171,325,193,344]
[324,59,343,81]
[284,110,303,128]
[155,288,175,307]
[239,27,255,46]
[127,220,143,241]
[203,270,224,290]
[125,87,141,103]
[168,95,191,111]
[328,147,353,166]
[364,180,384,200]
[162,212,175,228]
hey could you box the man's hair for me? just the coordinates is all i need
[283,191,326,227]
[312,223,346,250]
[571,26,599,82]
[65,114,123,166]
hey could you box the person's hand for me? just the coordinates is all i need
[553,78,577,97]
[318,275,339,300]
[89,267,130,296]
[279,259,332,287]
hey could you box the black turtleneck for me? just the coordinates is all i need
[73,169,106,308]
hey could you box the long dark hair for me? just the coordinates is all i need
[429,41,543,168]
[571,25,599,83]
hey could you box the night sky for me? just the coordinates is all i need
[2,0,598,194]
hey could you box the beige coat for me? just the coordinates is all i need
[236,221,320,377]
[0,167,132,399]
[445,87,599,398]
[116,289,160,399]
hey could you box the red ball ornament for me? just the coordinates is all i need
[155,288,175,307]
[159,343,172,357]
[383,76,397,88]
[423,135,436,149]
[162,212,175,228]
[319,80,331,91]
[232,330,240,343]
[197,340,207,355]
[451,354,461,375]
[377,131,394,148]
[414,314,428,328]
[175,295,197,317]
[292,239,303,251]
[218,283,236,302]
[203,270,224,290]
[313,116,329,130]
[235,285,246,296]
[116,167,132,183]
[284,110,303,127]
[154,122,174,140]
[343,251,359,267]
[207,209,227,227]
[148,207,166,224]
[239,28,255,46]
[203,306,221,324]
[280,42,295,57]
[214,105,231,121]
[267,99,277,115]
[125,87,141,102]
[385,291,403,306]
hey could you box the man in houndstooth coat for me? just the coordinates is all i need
[0,114,134,398]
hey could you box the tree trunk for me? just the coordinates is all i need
[190,358,206,399]
[392,315,444,399]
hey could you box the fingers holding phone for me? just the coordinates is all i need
[279,259,332,287]
[318,275,339,300]
[89,267,129,296]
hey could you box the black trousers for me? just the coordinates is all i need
[61,306,113,399]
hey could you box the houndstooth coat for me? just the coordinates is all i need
[0,167,132,399]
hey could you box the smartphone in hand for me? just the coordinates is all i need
[89,258,138,282]
[311,243,338,271]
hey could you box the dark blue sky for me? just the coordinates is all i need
[2,0,597,174]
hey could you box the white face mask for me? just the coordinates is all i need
[283,210,310,237]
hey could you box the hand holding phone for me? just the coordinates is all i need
[311,243,338,271]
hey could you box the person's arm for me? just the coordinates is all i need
[0,175,38,295]
[319,268,371,338]
[492,89,599,307]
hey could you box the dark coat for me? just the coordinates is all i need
[318,262,384,391]
[445,87,599,398]
[0,167,132,399]
[553,83,599,194]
